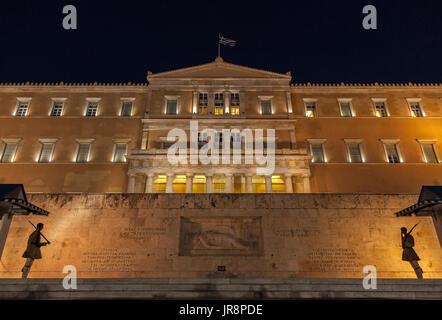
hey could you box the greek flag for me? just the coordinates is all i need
[219,35,236,47]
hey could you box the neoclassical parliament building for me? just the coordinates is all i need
[0,57,441,195]
[1,58,442,284]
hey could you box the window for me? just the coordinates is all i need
[16,102,29,116]
[50,102,64,117]
[231,93,240,116]
[304,101,317,118]
[86,102,98,117]
[339,100,353,117]
[347,142,363,163]
[384,143,400,163]
[161,141,175,149]
[1,143,18,162]
[260,100,272,115]
[409,101,424,118]
[76,143,91,162]
[120,101,133,116]
[421,144,439,163]
[311,143,325,163]
[214,93,224,115]
[166,99,178,114]
[113,144,127,162]
[38,144,55,163]
[198,93,208,115]
[374,101,388,117]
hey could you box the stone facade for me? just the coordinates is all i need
[1,193,441,279]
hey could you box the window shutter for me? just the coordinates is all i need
[166,99,177,114]
[385,144,399,163]
[1,144,17,162]
[76,144,90,162]
[113,144,127,162]
[422,144,438,163]
[39,144,54,162]
[121,102,132,116]
[348,143,362,163]
[340,103,352,117]
[311,144,325,163]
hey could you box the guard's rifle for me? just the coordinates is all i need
[27,220,51,245]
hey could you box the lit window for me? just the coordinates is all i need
[198,93,208,115]
[374,102,388,117]
[271,175,285,193]
[153,175,167,193]
[76,143,91,162]
[50,102,64,117]
[86,102,98,117]
[339,101,353,117]
[0,143,18,162]
[305,101,317,117]
[260,100,272,115]
[347,143,363,163]
[166,99,178,114]
[113,144,127,162]
[311,143,325,163]
[409,102,424,118]
[214,93,224,115]
[421,144,439,163]
[38,144,55,163]
[384,143,400,163]
[16,102,29,116]
[231,93,240,116]
[120,101,133,116]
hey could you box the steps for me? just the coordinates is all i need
[0,278,441,300]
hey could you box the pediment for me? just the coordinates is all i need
[148,58,291,81]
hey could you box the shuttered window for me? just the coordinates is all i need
[260,100,272,115]
[311,144,325,163]
[120,101,133,116]
[38,144,54,163]
[76,144,91,162]
[385,143,400,163]
[374,102,388,117]
[340,102,353,117]
[410,102,424,117]
[113,144,127,162]
[348,143,363,163]
[422,144,438,163]
[1,143,17,162]
[166,99,178,114]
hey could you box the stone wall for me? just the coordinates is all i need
[1,193,441,279]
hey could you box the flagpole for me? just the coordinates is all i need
[218,33,220,58]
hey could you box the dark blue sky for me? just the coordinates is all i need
[0,0,441,83]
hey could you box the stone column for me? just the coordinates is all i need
[265,175,272,193]
[285,175,294,193]
[286,91,293,115]
[141,127,149,150]
[289,126,297,149]
[166,173,174,193]
[185,174,194,193]
[225,174,233,193]
[245,174,253,193]
[0,207,13,260]
[208,92,215,115]
[206,174,213,193]
[127,173,136,193]
[192,91,199,114]
[224,91,230,114]
[145,174,154,193]
[303,174,311,193]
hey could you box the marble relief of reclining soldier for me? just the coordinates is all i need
[401,224,424,279]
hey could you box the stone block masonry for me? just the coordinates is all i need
[0,193,441,279]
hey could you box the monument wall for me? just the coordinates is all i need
[1,193,441,279]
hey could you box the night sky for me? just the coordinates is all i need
[0,0,441,84]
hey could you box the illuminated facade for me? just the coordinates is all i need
[0,57,441,194]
